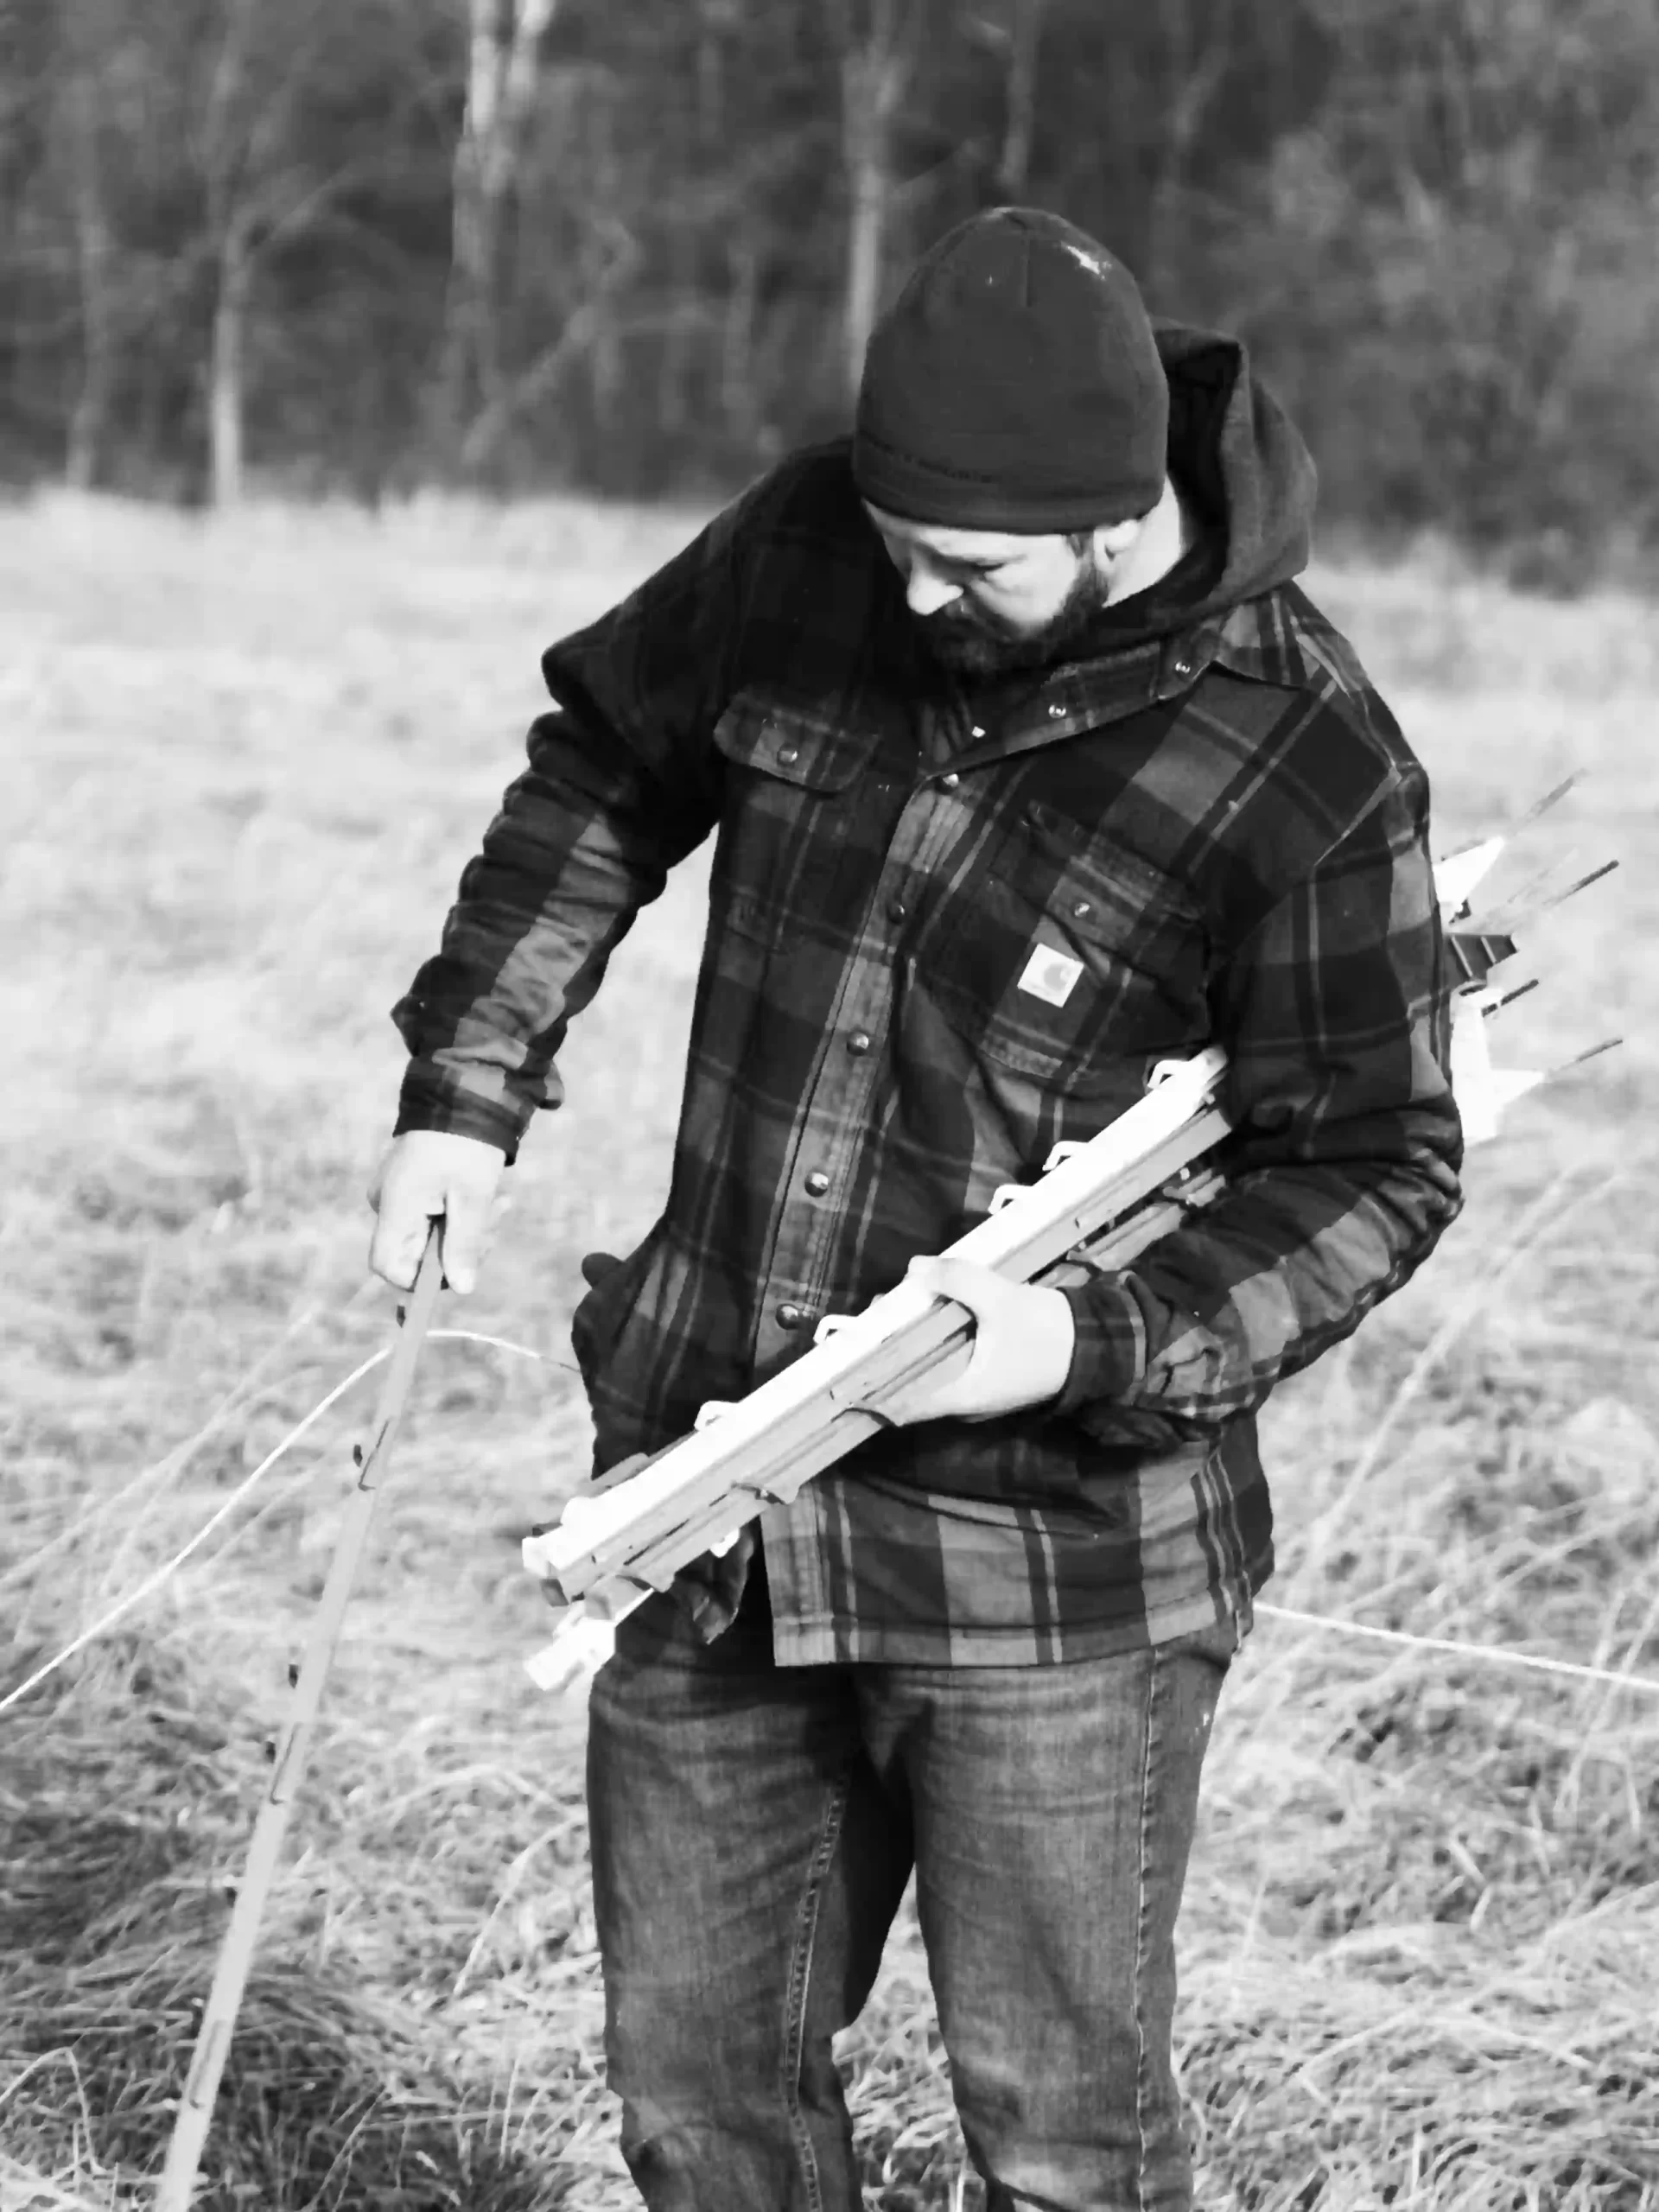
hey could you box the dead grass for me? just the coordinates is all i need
[2,486,1656,2208]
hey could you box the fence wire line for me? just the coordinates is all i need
[0,1327,547,1719]
[1254,1602,1659,1694]
[3,1330,1657,1719]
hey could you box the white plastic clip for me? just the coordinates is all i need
[814,1313,853,1344]
[1433,835,1508,918]
[1448,994,1544,1147]
[988,1183,1025,1211]
[694,1398,738,1431]
[1042,1140,1089,1173]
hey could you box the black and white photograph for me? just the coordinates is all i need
[3,3,1656,2206]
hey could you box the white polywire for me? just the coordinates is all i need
[0,1313,324,1597]
[1255,1601,1659,1695]
[0,1328,549,1719]
[0,1351,391,1719]
[5,1325,1656,1720]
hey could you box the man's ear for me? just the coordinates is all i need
[1093,515,1141,563]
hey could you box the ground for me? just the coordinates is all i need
[2,490,1656,2209]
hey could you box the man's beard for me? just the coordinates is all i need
[915,550,1110,679]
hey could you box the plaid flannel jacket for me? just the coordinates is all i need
[394,442,1464,1666]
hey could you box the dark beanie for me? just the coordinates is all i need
[851,207,1168,532]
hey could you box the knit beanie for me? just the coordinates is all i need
[851,207,1168,532]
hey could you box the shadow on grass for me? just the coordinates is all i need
[1,1636,554,2210]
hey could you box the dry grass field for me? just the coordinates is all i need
[3,488,1657,2211]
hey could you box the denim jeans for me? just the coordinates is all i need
[586,1546,1239,2212]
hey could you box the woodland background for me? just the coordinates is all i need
[3,0,1659,578]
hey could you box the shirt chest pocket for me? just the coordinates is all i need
[923,804,1213,1092]
[710,694,882,947]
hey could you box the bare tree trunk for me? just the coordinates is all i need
[656,283,694,438]
[443,0,505,426]
[443,0,560,447]
[585,102,626,440]
[65,63,113,489]
[655,98,696,440]
[841,0,908,404]
[721,234,759,438]
[461,215,638,472]
[210,225,251,507]
[200,0,257,505]
[997,0,1047,197]
[1146,0,1236,284]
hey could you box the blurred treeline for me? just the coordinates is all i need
[3,0,1656,568]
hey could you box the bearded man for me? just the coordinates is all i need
[372,207,1461,2211]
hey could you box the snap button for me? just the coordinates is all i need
[775,1302,808,1330]
[847,1030,872,1056]
[777,743,800,766]
[969,725,986,740]
[804,1170,830,1197]
[1046,702,1065,718]
[887,897,907,923]
[1171,653,1195,681]
[940,772,960,791]
[1072,899,1093,919]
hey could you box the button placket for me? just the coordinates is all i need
[874,779,938,944]
[760,958,887,1352]
[757,775,955,1349]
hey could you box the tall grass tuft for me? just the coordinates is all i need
[1,1634,548,2209]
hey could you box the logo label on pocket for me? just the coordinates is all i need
[1017,947,1084,1006]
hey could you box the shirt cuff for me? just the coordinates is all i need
[1052,1275,1147,1415]
[394,1066,525,1162]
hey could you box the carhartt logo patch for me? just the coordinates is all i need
[1017,948,1084,1006]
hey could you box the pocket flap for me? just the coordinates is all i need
[1023,804,1200,941]
[713,692,877,793]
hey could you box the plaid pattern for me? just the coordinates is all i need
[394,442,1463,1666]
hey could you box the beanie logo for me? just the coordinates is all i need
[1017,946,1084,1007]
[1058,239,1112,278]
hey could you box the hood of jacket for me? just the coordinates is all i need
[1058,322,1317,657]
[1161,320,1314,599]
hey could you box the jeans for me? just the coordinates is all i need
[586,1548,1238,2212]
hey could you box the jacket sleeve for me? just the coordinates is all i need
[390,494,756,1159]
[1052,762,1464,1446]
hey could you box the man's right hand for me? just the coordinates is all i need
[367,1130,507,1294]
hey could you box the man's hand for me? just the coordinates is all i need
[901,1255,1077,1422]
[367,1130,507,1294]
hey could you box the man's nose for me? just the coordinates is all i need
[906,570,962,618]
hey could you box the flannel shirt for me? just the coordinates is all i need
[394,438,1464,1667]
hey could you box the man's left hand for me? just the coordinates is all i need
[901,1256,1077,1422]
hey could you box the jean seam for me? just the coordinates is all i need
[779,1764,854,2212]
[1132,1646,1164,2212]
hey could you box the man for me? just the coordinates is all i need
[372,207,1462,2210]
